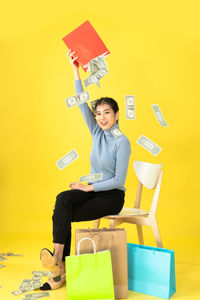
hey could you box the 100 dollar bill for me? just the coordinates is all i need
[152,104,168,127]
[79,173,103,183]
[137,135,162,156]
[125,95,135,119]
[56,149,79,170]
[66,91,90,108]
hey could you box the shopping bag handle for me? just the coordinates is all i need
[77,237,96,255]
[87,231,114,250]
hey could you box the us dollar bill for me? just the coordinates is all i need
[84,56,108,88]
[125,95,135,119]
[32,274,43,281]
[84,75,98,87]
[0,255,7,261]
[12,278,43,295]
[90,58,100,74]
[90,100,98,113]
[0,252,22,257]
[95,68,108,80]
[79,173,103,183]
[111,128,123,138]
[96,81,100,88]
[137,135,161,156]
[0,264,5,268]
[66,91,90,108]
[152,104,168,127]
[23,291,50,299]
[32,271,52,278]
[56,149,79,170]
[90,56,107,73]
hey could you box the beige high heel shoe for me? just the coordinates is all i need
[40,273,66,290]
[40,248,65,290]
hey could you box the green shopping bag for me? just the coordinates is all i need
[66,237,115,300]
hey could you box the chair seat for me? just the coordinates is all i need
[104,207,149,219]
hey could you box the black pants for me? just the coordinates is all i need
[52,189,124,261]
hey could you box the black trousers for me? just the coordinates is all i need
[52,189,125,261]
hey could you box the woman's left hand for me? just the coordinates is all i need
[70,182,94,192]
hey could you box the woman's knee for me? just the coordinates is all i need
[52,192,65,220]
[54,192,65,209]
[56,191,65,202]
[54,191,71,209]
[52,191,71,221]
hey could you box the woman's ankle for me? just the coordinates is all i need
[53,243,64,265]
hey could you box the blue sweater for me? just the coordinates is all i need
[75,80,131,192]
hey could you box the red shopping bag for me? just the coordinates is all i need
[63,20,110,72]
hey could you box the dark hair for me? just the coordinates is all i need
[94,97,119,114]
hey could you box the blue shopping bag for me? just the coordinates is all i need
[127,243,176,299]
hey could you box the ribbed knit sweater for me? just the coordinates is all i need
[75,79,131,192]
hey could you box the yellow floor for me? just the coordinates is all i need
[0,233,200,300]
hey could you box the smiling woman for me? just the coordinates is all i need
[95,98,119,130]
[39,49,131,290]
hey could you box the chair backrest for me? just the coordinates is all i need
[133,161,162,189]
[133,161,163,216]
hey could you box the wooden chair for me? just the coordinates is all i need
[93,160,163,248]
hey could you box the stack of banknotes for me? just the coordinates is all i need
[12,271,52,295]
[84,56,108,88]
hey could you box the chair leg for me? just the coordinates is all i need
[151,219,163,248]
[136,225,144,245]
[109,219,124,228]
[93,219,100,229]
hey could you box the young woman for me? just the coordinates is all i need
[40,50,131,290]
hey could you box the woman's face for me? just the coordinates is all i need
[95,103,119,130]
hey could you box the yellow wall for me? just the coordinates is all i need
[1,1,200,263]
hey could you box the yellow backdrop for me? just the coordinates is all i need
[0,0,200,269]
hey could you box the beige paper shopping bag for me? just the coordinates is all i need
[75,228,128,299]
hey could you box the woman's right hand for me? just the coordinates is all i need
[67,49,80,79]
[67,49,79,71]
